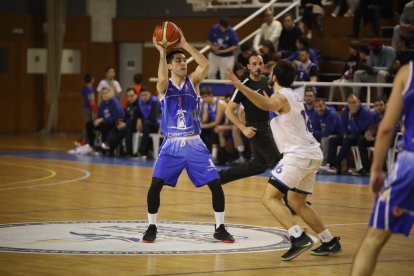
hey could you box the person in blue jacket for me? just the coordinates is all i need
[319,94,373,174]
[311,98,343,165]
[91,87,124,150]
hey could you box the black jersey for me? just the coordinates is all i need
[231,76,272,123]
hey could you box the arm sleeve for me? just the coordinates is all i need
[309,65,319,77]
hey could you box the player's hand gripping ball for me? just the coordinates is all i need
[153,21,181,49]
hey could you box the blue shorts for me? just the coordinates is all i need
[369,151,414,236]
[152,135,219,187]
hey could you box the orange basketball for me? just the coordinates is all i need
[153,21,181,49]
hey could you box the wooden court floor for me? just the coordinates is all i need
[0,134,413,275]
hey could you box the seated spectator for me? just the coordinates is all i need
[353,37,396,99]
[90,88,124,152]
[286,35,319,66]
[214,92,249,165]
[352,97,386,176]
[311,98,343,165]
[106,87,140,156]
[276,14,303,59]
[137,88,161,159]
[96,67,122,104]
[122,73,143,109]
[318,94,373,174]
[293,48,319,99]
[237,42,254,67]
[300,0,325,39]
[392,0,414,51]
[207,17,240,80]
[393,33,414,74]
[258,39,278,65]
[200,87,227,164]
[329,41,360,102]
[233,62,247,80]
[253,9,282,53]
[303,87,316,118]
[80,73,97,148]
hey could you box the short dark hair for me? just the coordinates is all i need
[240,41,252,52]
[133,73,142,84]
[126,87,136,94]
[219,17,229,28]
[248,53,263,64]
[166,49,186,64]
[272,59,296,87]
[314,97,325,104]
[374,96,387,104]
[140,84,149,93]
[282,13,294,20]
[84,73,93,83]
[299,47,310,54]
[358,45,370,55]
[105,66,114,73]
[297,36,309,48]
[200,87,213,97]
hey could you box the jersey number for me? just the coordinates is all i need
[300,110,313,133]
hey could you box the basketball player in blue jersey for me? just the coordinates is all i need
[142,28,234,243]
[351,60,414,275]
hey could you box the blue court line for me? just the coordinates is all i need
[0,149,369,186]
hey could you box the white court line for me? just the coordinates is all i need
[0,164,91,191]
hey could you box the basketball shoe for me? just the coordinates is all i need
[310,237,342,256]
[281,231,314,261]
[142,224,157,243]
[213,224,235,243]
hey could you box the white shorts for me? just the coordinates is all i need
[270,155,322,194]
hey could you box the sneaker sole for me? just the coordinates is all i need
[221,240,235,243]
[281,242,314,261]
[310,249,342,256]
[141,239,156,243]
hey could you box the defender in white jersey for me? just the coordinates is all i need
[227,59,342,261]
[351,61,414,276]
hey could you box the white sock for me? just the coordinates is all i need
[237,145,245,153]
[288,225,303,238]
[318,229,334,243]
[214,212,224,227]
[212,147,218,159]
[148,213,157,225]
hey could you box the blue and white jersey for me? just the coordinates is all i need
[402,61,414,152]
[160,77,201,138]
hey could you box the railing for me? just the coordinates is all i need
[149,77,393,106]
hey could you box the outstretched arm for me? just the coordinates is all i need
[227,71,283,112]
[176,28,209,90]
[153,36,168,96]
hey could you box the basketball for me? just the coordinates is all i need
[153,21,181,49]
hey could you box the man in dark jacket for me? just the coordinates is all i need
[318,94,373,174]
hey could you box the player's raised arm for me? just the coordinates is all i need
[176,28,209,89]
[153,36,169,95]
[227,71,283,112]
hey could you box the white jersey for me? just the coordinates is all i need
[270,88,322,160]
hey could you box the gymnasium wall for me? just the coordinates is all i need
[0,0,273,133]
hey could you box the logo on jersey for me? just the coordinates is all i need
[176,109,187,129]
[0,221,313,255]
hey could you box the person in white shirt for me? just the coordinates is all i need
[253,9,283,53]
[227,59,342,261]
[96,67,122,103]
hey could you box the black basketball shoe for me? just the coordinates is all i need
[213,224,235,243]
[142,224,157,243]
[310,237,342,256]
[281,231,314,261]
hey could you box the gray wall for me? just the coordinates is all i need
[118,42,143,93]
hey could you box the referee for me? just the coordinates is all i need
[219,54,281,184]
